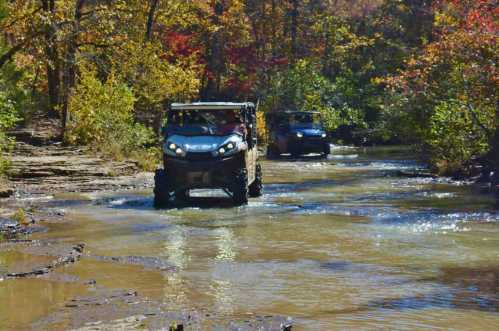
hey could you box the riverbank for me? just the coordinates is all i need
[1,126,153,256]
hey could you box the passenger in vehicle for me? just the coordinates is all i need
[219,111,247,136]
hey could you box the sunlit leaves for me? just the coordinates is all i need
[385,0,498,173]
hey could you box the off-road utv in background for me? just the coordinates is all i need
[154,102,262,208]
[266,111,330,158]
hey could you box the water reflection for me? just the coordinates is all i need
[210,279,235,315]
[163,227,188,269]
[215,228,236,261]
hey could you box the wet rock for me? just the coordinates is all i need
[89,255,175,272]
[0,218,20,231]
[228,316,294,331]
[6,243,85,278]
[0,218,22,239]
[395,170,436,178]
[84,279,97,285]
[0,185,14,198]
[71,315,148,331]
[169,323,184,331]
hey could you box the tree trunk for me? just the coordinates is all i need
[41,0,61,117]
[61,0,85,138]
[146,0,160,41]
[201,1,225,100]
[321,19,332,78]
[290,0,299,61]
[271,0,276,58]
[493,108,499,208]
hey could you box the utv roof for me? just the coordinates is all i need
[171,102,255,110]
[269,110,321,115]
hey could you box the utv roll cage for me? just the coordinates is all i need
[168,102,258,148]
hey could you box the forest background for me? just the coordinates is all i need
[0,0,497,178]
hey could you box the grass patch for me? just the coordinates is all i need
[129,147,161,172]
[12,208,29,226]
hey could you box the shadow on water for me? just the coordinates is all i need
[267,154,328,162]
[163,196,241,210]
[321,264,499,316]
[264,179,339,194]
[101,194,244,211]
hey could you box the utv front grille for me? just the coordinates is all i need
[305,136,324,142]
[185,152,216,161]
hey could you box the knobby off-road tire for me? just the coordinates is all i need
[231,168,249,205]
[290,150,301,158]
[175,189,189,202]
[249,164,263,197]
[266,144,279,159]
[154,169,173,209]
[323,142,331,158]
[289,144,301,158]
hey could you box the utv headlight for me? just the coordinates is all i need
[296,132,303,138]
[321,133,327,138]
[216,141,238,157]
[164,141,186,157]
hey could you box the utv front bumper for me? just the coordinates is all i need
[290,136,327,154]
[163,153,243,190]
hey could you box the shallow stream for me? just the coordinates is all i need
[1,147,498,330]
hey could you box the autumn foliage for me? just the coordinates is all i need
[0,0,496,175]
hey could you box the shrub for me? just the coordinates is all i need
[260,60,365,133]
[66,68,158,169]
[256,111,268,144]
[0,92,18,174]
[427,100,492,175]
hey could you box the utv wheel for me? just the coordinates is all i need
[232,169,249,205]
[175,189,189,202]
[266,145,278,159]
[153,169,173,208]
[249,164,263,197]
[323,142,331,157]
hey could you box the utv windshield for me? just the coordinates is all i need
[289,112,322,126]
[167,109,245,136]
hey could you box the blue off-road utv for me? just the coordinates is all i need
[266,111,330,158]
[154,102,263,208]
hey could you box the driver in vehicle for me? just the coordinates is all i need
[219,110,246,136]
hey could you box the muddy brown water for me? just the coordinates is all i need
[1,147,498,330]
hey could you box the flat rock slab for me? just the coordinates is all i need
[89,255,175,272]
[1,240,85,279]
[34,286,293,331]
[8,138,151,197]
